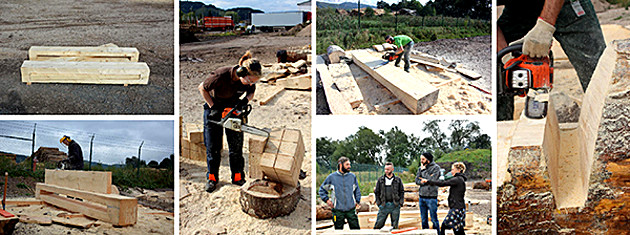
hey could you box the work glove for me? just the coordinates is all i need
[510,18,555,58]
[236,97,249,110]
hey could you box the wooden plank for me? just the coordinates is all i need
[328,63,364,108]
[52,214,96,228]
[456,67,481,80]
[20,61,149,85]
[19,216,52,225]
[353,50,439,114]
[259,86,284,105]
[316,56,355,114]
[45,169,112,194]
[372,44,385,52]
[29,46,140,62]
[4,200,44,206]
[276,74,311,90]
[36,183,137,226]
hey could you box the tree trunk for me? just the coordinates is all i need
[239,179,300,219]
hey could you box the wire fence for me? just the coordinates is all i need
[0,121,174,169]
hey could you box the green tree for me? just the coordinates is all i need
[448,120,481,151]
[380,127,412,167]
[224,11,240,23]
[147,160,159,168]
[470,134,491,149]
[364,7,375,18]
[316,137,337,167]
[332,126,385,165]
[158,154,174,169]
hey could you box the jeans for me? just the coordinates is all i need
[395,41,414,71]
[373,202,401,229]
[203,103,244,182]
[419,197,440,231]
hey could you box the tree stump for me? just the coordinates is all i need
[239,179,300,219]
[0,217,18,235]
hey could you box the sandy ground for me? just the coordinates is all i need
[4,198,174,234]
[316,39,492,115]
[179,33,312,234]
[0,0,174,114]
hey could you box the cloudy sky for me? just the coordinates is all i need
[191,0,305,12]
[0,120,174,165]
[314,116,495,141]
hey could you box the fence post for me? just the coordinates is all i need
[31,124,36,172]
[88,134,94,170]
[137,141,144,177]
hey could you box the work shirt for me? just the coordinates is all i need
[393,35,413,48]
[318,171,362,212]
[202,65,256,106]
[68,140,83,170]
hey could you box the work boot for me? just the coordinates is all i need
[205,180,217,193]
[404,68,410,73]
[394,63,400,67]
[232,172,246,186]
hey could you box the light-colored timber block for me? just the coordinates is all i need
[269,129,284,141]
[248,135,269,154]
[249,153,263,179]
[328,63,364,108]
[188,130,203,144]
[264,139,281,154]
[352,50,439,114]
[28,46,140,62]
[259,128,305,187]
[36,183,137,226]
[260,153,279,181]
[45,169,112,194]
[20,61,149,85]
[317,56,355,114]
[276,74,311,90]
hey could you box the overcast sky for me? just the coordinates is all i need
[314,116,495,141]
[190,0,305,13]
[0,120,174,165]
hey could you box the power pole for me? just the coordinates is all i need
[137,141,144,177]
[31,124,36,171]
[88,134,95,170]
[358,0,361,32]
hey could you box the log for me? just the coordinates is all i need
[20,61,150,85]
[28,45,139,62]
[382,43,396,51]
[404,192,419,202]
[316,204,332,220]
[316,56,355,114]
[44,169,112,194]
[239,179,300,219]
[328,63,364,108]
[327,45,346,64]
[353,50,439,114]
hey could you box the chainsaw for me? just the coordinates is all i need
[209,103,270,137]
[372,52,401,69]
[497,44,553,119]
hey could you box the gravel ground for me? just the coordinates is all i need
[0,0,174,114]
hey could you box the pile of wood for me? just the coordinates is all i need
[33,169,137,226]
[30,147,67,163]
[180,123,205,162]
[261,59,311,90]
[20,44,150,85]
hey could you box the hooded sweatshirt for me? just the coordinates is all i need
[318,171,362,211]
[426,172,467,209]
[415,161,441,198]
[67,140,84,170]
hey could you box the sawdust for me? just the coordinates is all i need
[5,199,173,234]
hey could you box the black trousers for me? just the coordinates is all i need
[203,103,244,182]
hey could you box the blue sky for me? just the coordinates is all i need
[0,120,174,165]
[190,0,305,12]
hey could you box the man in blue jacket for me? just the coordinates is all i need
[319,157,362,229]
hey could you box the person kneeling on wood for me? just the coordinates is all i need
[419,162,468,235]
[385,35,414,73]
[59,135,84,170]
[373,162,404,229]
[318,157,362,229]
[198,51,261,193]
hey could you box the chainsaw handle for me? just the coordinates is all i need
[497,44,523,67]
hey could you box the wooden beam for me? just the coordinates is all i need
[45,169,112,194]
[353,50,439,114]
[316,56,354,114]
[20,61,150,85]
[28,46,140,62]
[276,74,311,90]
[456,67,481,80]
[4,200,44,207]
[36,183,137,226]
[372,44,384,52]
[328,63,364,108]
[259,86,284,105]
[259,129,304,187]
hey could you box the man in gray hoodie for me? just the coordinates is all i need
[415,152,441,233]
[318,157,362,229]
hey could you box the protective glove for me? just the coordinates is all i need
[509,18,555,58]
[236,97,249,110]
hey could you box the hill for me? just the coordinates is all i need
[180,1,263,22]
[316,1,376,9]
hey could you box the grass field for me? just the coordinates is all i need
[316,8,491,54]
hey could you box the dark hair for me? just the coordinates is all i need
[385,162,393,166]
[239,51,262,77]
[385,35,393,41]
[421,152,434,162]
[338,157,349,165]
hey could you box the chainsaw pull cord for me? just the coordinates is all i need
[497,44,524,96]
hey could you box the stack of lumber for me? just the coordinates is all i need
[35,169,137,226]
[257,129,305,187]
[20,44,150,85]
[357,210,474,230]
[180,123,205,162]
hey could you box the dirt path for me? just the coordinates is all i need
[0,0,174,114]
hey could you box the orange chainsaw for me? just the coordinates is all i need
[498,44,553,119]
[372,52,401,69]
[210,103,269,137]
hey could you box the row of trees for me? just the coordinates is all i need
[375,0,491,20]
[124,154,174,169]
[316,120,490,169]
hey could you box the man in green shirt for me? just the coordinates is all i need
[385,35,414,72]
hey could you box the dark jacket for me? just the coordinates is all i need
[67,140,83,170]
[427,172,467,209]
[374,174,404,207]
[415,161,441,198]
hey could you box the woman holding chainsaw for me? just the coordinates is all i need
[198,50,262,193]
